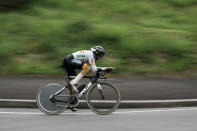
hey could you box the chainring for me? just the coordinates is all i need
[69,94,79,107]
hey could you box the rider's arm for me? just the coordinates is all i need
[97,67,114,72]
[88,52,111,73]
[88,51,114,73]
[88,52,98,73]
[89,59,97,73]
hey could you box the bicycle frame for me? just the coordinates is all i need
[78,81,93,97]
[52,71,106,101]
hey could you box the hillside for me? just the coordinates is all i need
[0,0,197,76]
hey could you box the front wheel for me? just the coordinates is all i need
[86,81,121,115]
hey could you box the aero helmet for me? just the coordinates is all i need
[91,46,105,57]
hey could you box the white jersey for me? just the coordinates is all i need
[72,50,97,73]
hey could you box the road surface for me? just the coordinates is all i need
[0,107,197,131]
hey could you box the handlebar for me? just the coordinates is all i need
[65,67,115,80]
[96,67,115,79]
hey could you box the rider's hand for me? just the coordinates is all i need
[107,67,115,70]
[105,67,115,72]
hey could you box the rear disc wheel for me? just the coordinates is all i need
[36,83,69,115]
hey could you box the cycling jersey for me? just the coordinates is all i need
[72,50,97,73]
[63,50,98,77]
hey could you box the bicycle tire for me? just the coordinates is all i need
[86,81,121,115]
[36,83,69,115]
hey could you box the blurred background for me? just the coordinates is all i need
[0,0,197,76]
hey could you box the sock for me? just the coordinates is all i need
[70,73,83,85]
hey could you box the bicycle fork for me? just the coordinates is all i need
[97,83,105,99]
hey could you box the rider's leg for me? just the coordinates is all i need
[63,57,77,79]
[70,63,91,92]
[63,55,90,92]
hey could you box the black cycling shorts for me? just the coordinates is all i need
[63,54,85,76]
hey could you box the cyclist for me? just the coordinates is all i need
[62,46,112,111]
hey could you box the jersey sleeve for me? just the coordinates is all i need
[88,52,97,73]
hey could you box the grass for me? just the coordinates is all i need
[0,0,197,76]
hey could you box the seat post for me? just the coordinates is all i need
[63,69,70,84]
[63,69,73,94]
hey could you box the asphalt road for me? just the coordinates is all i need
[0,76,197,100]
[0,107,197,131]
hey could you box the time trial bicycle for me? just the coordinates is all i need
[36,67,121,115]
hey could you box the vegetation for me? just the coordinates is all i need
[0,0,197,76]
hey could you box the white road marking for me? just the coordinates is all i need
[114,108,197,114]
[0,112,42,115]
[0,107,197,115]
[0,99,35,102]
